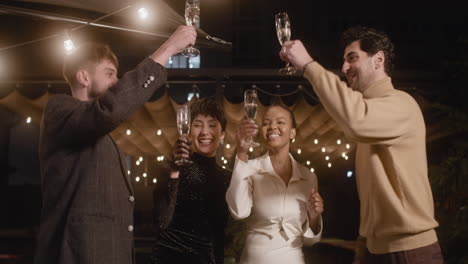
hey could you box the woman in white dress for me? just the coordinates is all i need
[226,104,324,264]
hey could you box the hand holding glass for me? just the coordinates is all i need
[181,0,200,57]
[275,12,297,75]
[244,89,260,148]
[175,105,193,166]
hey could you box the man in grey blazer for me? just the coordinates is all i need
[34,25,196,264]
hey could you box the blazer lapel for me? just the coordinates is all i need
[109,135,134,195]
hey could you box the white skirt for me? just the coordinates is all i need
[240,230,305,264]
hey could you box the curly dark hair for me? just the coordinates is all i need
[190,98,227,132]
[341,26,395,76]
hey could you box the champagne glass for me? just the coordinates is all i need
[244,89,260,148]
[181,0,200,57]
[275,12,297,75]
[175,105,193,166]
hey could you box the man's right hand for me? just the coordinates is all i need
[151,25,197,65]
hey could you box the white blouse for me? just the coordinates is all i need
[226,153,322,264]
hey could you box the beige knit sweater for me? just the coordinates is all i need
[304,61,438,254]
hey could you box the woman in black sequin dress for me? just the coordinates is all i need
[150,99,231,264]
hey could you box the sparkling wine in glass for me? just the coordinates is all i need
[244,89,260,147]
[181,0,200,57]
[275,12,297,75]
[175,105,193,166]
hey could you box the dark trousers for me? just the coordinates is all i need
[364,242,444,264]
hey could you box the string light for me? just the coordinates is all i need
[314,139,319,144]
[310,168,315,173]
[226,144,231,149]
[347,171,353,178]
[249,147,254,153]
[139,156,143,162]
[137,7,149,20]
[328,162,332,168]
[345,155,349,160]
[321,146,326,153]
[291,138,295,143]
[63,38,74,53]
[143,172,147,178]
[156,129,162,136]
[135,176,140,182]
[153,178,157,183]
[136,160,140,166]
[26,117,31,124]
[222,166,226,169]
[306,160,310,166]
[346,144,350,149]
[325,156,330,161]
[337,139,341,144]
[221,156,225,161]
[126,129,132,135]
[297,148,302,154]
[127,170,131,175]
[223,159,228,164]
[341,152,346,158]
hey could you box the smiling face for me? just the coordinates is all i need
[341,40,380,93]
[261,106,296,151]
[190,114,225,157]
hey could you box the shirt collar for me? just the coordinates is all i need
[362,76,394,99]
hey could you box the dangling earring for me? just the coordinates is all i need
[220,138,224,145]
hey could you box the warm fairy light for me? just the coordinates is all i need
[135,176,140,182]
[222,166,226,169]
[345,155,349,160]
[347,171,353,178]
[346,144,350,149]
[310,168,315,173]
[223,159,228,164]
[328,162,332,168]
[136,160,140,166]
[143,172,147,178]
[156,129,162,136]
[126,129,132,135]
[291,138,295,143]
[325,156,330,161]
[321,147,326,153]
[63,39,74,52]
[153,178,157,183]
[127,170,131,175]
[341,152,346,158]
[226,144,231,149]
[137,7,149,20]
[221,156,225,161]
[314,139,319,144]
[297,148,302,154]
[139,156,143,162]
[249,147,254,153]
[26,117,31,123]
[160,156,164,161]
[306,160,310,166]
[337,139,342,144]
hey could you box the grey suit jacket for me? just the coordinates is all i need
[34,58,167,264]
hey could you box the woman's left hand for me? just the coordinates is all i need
[307,188,324,219]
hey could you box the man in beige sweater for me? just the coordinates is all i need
[280,26,443,263]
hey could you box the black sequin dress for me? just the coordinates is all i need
[150,152,231,264]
